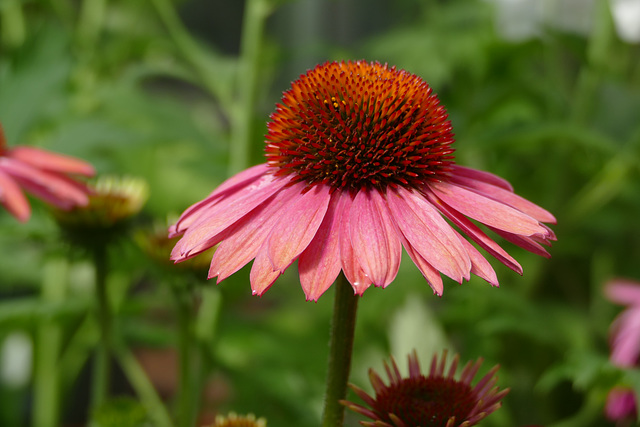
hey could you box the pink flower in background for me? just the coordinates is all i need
[0,123,95,222]
[340,350,508,427]
[604,279,640,422]
[170,60,556,301]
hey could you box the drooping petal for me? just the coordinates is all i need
[338,193,372,295]
[431,181,547,236]
[610,308,640,367]
[489,227,551,258]
[398,234,444,295]
[9,146,95,176]
[0,168,30,221]
[250,249,281,296]
[455,234,499,287]
[606,280,640,306]
[172,174,289,259]
[299,191,344,301]
[425,190,523,274]
[387,186,470,283]
[450,173,556,224]
[267,183,331,272]
[450,165,513,191]
[208,188,289,282]
[170,164,271,237]
[1,158,89,208]
[349,188,402,288]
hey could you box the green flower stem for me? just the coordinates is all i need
[90,244,111,416]
[1,0,26,48]
[174,287,197,427]
[322,273,359,427]
[229,0,272,174]
[32,257,69,427]
[77,0,106,47]
[115,342,174,427]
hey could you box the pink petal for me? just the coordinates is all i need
[605,280,640,306]
[450,173,556,224]
[0,168,30,222]
[299,191,344,301]
[9,146,95,176]
[387,186,470,283]
[171,174,289,259]
[425,190,523,274]
[489,227,551,258]
[451,165,513,191]
[456,236,499,287]
[1,158,89,208]
[250,249,281,296]
[170,164,272,237]
[431,181,547,236]
[338,194,372,295]
[606,387,637,421]
[208,189,290,282]
[610,308,640,367]
[399,234,444,295]
[349,189,402,288]
[267,183,331,272]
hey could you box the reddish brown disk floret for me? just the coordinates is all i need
[265,60,455,191]
[341,350,509,427]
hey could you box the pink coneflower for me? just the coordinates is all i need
[170,60,556,301]
[0,123,95,222]
[604,279,640,422]
[341,350,508,427]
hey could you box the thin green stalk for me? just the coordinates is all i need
[150,0,234,108]
[321,273,359,427]
[90,244,111,416]
[32,257,69,427]
[228,0,272,174]
[1,0,26,48]
[115,343,174,427]
[174,287,196,427]
[77,0,107,47]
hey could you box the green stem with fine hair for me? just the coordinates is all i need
[90,244,111,417]
[321,273,359,427]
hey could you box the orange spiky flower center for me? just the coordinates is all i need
[374,376,476,426]
[265,60,455,191]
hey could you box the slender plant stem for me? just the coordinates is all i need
[1,0,26,48]
[321,273,359,427]
[229,0,272,174]
[32,257,69,427]
[90,244,111,416]
[77,0,106,48]
[115,343,174,427]
[174,286,196,427]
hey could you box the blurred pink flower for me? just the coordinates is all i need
[0,123,95,222]
[606,386,637,422]
[340,350,508,427]
[605,279,640,422]
[170,60,556,301]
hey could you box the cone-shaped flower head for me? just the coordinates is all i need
[53,175,148,247]
[341,350,508,427]
[604,279,640,422]
[0,123,95,222]
[209,412,266,427]
[170,60,556,301]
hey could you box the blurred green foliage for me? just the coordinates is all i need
[1,0,639,426]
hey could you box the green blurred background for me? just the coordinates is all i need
[1,0,640,426]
